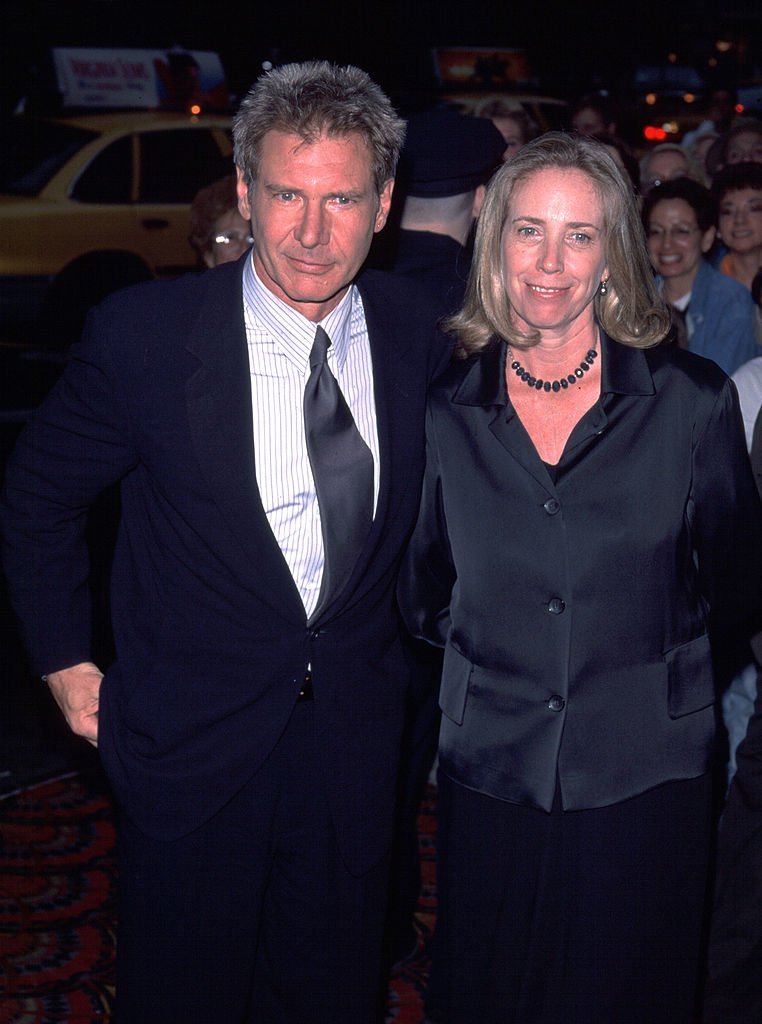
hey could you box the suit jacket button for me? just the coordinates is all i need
[548,695,565,712]
[548,597,566,614]
[543,498,560,515]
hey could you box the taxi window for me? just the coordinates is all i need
[71,135,132,203]
[138,129,232,204]
[0,118,98,195]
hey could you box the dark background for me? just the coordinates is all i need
[1,0,760,115]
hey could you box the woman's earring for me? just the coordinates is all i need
[599,279,608,295]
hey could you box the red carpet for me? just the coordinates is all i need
[0,774,436,1023]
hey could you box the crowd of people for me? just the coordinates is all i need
[2,61,762,1024]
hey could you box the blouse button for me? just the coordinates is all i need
[543,498,560,515]
[547,597,566,615]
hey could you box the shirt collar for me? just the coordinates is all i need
[242,252,355,368]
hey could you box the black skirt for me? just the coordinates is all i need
[429,769,713,1024]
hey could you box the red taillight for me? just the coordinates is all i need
[644,125,668,142]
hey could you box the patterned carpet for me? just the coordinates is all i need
[0,773,437,1024]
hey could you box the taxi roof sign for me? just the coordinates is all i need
[52,47,230,112]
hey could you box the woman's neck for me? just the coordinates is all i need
[661,266,699,305]
[728,248,762,292]
[511,321,599,374]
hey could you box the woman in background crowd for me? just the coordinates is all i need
[189,173,253,268]
[472,98,538,163]
[643,177,758,372]
[400,132,762,1024]
[569,93,617,136]
[712,161,762,293]
[717,119,762,168]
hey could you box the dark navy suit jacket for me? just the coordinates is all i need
[0,257,448,875]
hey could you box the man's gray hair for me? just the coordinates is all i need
[233,61,406,194]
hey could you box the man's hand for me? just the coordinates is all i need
[45,662,103,747]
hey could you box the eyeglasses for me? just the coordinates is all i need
[647,225,700,243]
[213,232,254,248]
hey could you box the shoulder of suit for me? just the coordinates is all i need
[356,268,444,325]
[95,259,239,320]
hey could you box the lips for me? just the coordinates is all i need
[286,255,334,273]
[526,283,568,295]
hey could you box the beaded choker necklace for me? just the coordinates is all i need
[508,347,598,394]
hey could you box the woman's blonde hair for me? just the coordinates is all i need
[447,132,670,357]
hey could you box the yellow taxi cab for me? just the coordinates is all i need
[0,109,233,344]
[0,47,236,346]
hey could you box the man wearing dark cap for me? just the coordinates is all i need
[391,107,506,315]
[383,108,504,979]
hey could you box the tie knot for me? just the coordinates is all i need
[310,326,331,369]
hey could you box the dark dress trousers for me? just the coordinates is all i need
[0,258,447,1020]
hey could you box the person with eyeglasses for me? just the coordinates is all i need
[638,143,707,197]
[189,173,254,267]
[0,61,449,1024]
[643,177,758,373]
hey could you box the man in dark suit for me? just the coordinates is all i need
[391,106,505,316]
[0,61,446,1023]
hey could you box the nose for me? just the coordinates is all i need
[294,201,328,249]
[537,236,563,273]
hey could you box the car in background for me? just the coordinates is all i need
[0,109,234,346]
[445,91,569,135]
[630,64,708,147]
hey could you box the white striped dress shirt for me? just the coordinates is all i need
[242,256,379,618]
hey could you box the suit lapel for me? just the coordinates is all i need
[184,261,304,622]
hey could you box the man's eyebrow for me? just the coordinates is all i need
[263,183,301,194]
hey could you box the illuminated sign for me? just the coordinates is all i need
[52,47,228,111]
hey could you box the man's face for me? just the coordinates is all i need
[237,130,393,322]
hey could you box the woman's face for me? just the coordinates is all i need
[718,188,762,257]
[493,116,525,162]
[646,198,714,295]
[501,167,609,341]
[725,131,762,165]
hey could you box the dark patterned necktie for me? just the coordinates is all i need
[304,325,373,617]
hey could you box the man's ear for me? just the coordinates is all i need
[374,179,395,232]
[236,167,252,221]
